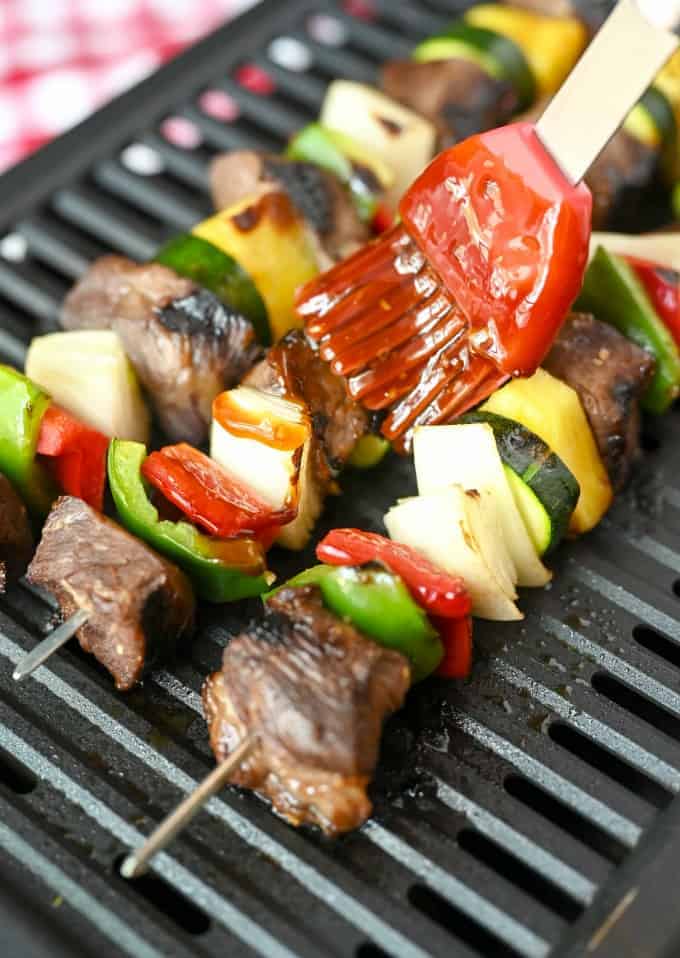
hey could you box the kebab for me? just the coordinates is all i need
[121,531,473,877]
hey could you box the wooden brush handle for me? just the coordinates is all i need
[536,0,679,186]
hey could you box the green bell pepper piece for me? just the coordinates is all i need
[576,245,680,415]
[107,439,271,603]
[0,365,56,516]
[270,564,443,681]
[155,233,271,345]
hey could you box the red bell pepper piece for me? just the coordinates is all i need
[628,257,680,347]
[432,615,473,679]
[36,405,108,511]
[141,443,293,543]
[316,528,471,618]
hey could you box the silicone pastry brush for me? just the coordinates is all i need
[297,0,680,453]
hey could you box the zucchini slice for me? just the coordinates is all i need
[461,409,579,554]
[385,486,522,622]
[155,233,270,345]
[464,4,587,98]
[413,22,535,109]
[482,369,612,536]
[623,86,676,150]
[414,422,550,586]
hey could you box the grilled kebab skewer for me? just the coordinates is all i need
[121,583,411,877]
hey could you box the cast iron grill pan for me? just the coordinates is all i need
[0,2,678,956]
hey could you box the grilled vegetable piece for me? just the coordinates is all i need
[320,81,437,208]
[211,385,317,551]
[274,564,443,682]
[202,584,410,834]
[464,4,587,98]
[108,440,271,603]
[385,487,522,621]
[142,443,291,543]
[194,192,319,343]
[482,368,613,535]
[577,247,680,415]
[286,124,394,224]
[461,409,579,555]
[348,435,390,469]
[0,365,56,516]
[210,151,370,263]
[381,56,519,150]
[316,528,471,619]
[154,234,269,343]
[26,330,150,444]
[414,423,551,587]
[412,23,533,110]
[27,496,194,691]
[631,260,680,347]
[0,472,33,591]
[241,330,372,547]
[37,405,109,512]
[61,256,259,446]
[544,313,656,492]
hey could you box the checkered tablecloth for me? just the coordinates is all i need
[0,0,257,174]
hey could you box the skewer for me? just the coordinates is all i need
[120,733,258,879]
[13,608,89,682]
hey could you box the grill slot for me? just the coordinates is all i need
[0,1,679,955]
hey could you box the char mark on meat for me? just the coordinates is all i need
[62,255,260,445]
[544,312,655,492]
[210,150,370,262]
[244,329,370,482]
[202,584,410,834]
[0,473,33,591]
[27,496,194,690]
[381,58,519,150]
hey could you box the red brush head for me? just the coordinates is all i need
[298,122,592,451]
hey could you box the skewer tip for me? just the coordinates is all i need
[119,853,144,880]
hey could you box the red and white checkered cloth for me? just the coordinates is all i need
[0,0,257,174]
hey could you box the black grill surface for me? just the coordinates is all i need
[0,2,678,956]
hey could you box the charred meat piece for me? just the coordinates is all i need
[380,58,519,150]
[27,496,194,690]
[210,151,370,263]
[585,129,658,231]
[62,256,260,445]
[520,100,657,230]
[544,313,656,491]
[202,584,410,833]
[0,473,33,592]
[244,329,370,478]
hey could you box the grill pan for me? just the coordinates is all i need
[0,1,679,955]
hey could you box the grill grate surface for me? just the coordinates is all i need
[0,2,679,956]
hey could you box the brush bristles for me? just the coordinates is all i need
[298,226,507,453]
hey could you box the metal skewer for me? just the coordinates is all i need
[13,608,90,682]
[120,734,258,879]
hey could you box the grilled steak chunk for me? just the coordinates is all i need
[62,255,260,445]
[27,496,194,690]
[545,313,656,491]
[521,101,657,229]
[381,58,519,150]
[202,584,410,833]
[0,473,32,591]
[210,150,369,263]
[244,329,370,478]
